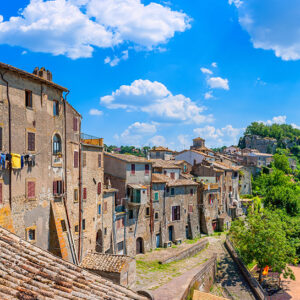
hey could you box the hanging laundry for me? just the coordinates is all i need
[0,153,5,169]
[28,154,36,167]
[21,156,24,169]
[24,155,29,165]
[11,153,21,169]
[6,153,11,161]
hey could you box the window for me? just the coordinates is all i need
[27,228,36,241]
[0,126,2,151]
[208,194,212,205]
[117,218,124,229]
[61,220,67,232]
[146,207,150,216]
[25,90,32,108]
[27,132,35,151]
[104,227,107,235]
[82,219,86,231]
[75,225,79,233]
[27,181,35,200]
[74,151,79,168]
[154,192,159,202]
[97,182,101,195]
[164,170,167,175]
[172,206,180,221]
[53,134,62,154]
[171,188,175,196]
[103,201,108,213]
[83,187,87,200]
[145,164,149,175]
[170,172,175,180]
[53,100,59,116]
[188,204,193,213]
[98,204,101,215]
[53,180,63,196]
[98,154,102,168]
[131,164,135,175]
[73,117,78,132]
[117,241,124,252]
[190,189,194,196]
[129,210,134,219]
[183,164,187,173]
[166,187,170,193]
[74,189,78,202]
[155,212,159,220]
[82,152,86,167]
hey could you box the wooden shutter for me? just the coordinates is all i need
[74,151,78,168]
[73,117,78,131]
[172,207,175,221]
[98,154,102,168]
[28,132,35,151]
[53,181,57,195]
[176,206,180,220]
[28,181,35,198]
[97,182,101,195]
[0,127,2,150]
[131,164,135,175]
[83,187,87,200]
[0,182,2,204]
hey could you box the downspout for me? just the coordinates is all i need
[0,71,12,208]
[78,121,82,262]
[149,166,154,248]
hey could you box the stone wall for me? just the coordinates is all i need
[245,135,277,153]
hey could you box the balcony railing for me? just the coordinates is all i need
[81,133,103,147]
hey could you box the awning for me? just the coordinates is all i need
[127,184,147,190]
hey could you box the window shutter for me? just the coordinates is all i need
[172,207,175,221]
[98,154,102,168]
[131,164,135,174]
[145,164,149,175]
[0,182,2,204]
[0,127,2,150]
[28,181,35,198]
[82,153,86,167]
[73,117,78,131]
[28,132,35,151]
[83,187,87,200]
[74,151,78,168]
[97,182,101,195]
[53,181,57,195]
[177,206,180,220]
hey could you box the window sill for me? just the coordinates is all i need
[26,197,36,201]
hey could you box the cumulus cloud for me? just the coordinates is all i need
[230,0,300,61]
[178,134,190,149]
[104,50,129,67]
[148,135,166,147]
[100,79,213,124]
[258,115,287,125]
[211,62,217,68]
[292,123,300,130]
[0,0,191,59]
[204,91,213,99]
[193,125,243,147]
[200,67,213,75]
[89,108,103,116]
[207,77,229,90]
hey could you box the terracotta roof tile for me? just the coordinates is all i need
[150,159,181,169]
[105,152,151,163]
[0,226,147,300]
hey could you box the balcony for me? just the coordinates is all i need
[81,133,103,147]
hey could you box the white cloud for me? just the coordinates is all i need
[207,77,229,90]
[89,108,103,116]
[258,115,287,125]
[148,135,166,147]
[193,125,243,147]
[178,134,190,149]
[104,50,129,67]
[200,67,213,75]
[204,91,213,99]
[0,0,191,59]
[211,62,217,68]
[292,123,300,130]
[100,79,213,124]
[230,0,300,61]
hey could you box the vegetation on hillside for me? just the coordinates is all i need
[104,145,150,157]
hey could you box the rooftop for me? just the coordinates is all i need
[105,152,151,163]
[151,159,181,169]
[0,226,146,300]
[150,146,174,152]
[0,61,68,92]
[152,173,197,187]
[80,253,134,273]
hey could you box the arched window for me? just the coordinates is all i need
[53,134,62,155]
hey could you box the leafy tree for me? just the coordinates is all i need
[272,153,292,174]
[230,210,296,283]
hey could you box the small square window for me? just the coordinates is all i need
[155,212,159,219]
[98,204,101,215]
[75,225,79,233]
[104,227,107,235]
[74,189,78,202]
[154,192,159,202]
[129,210,134,219]
[61,220,67,232]
[171,188,175,196]
[25,90,32,108]
[82,219,86,231]
[53,100,59,116]
[26,227,36,242]
[146,207,150,216]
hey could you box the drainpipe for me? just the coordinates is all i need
[0,71,12,208]
[149,166,154,248]
[78,121,82,262]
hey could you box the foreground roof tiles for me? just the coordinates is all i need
[80,253,133,273]
[0,226,146,300]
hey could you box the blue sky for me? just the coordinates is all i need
[0,0,299,149]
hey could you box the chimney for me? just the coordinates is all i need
[33,67,52,81]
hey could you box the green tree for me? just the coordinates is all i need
[230,210,296,283]
[272,153,292,174]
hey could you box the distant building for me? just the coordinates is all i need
[149,146,175,160]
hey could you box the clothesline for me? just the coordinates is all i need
[0,152,36,170]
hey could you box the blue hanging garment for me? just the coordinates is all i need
[21,156,24,169]
[0,153,5,169]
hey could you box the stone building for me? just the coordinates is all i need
[244,135,277,153]
[152,173,200,247]
[104,153,153,256]
[149,146,175,160]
